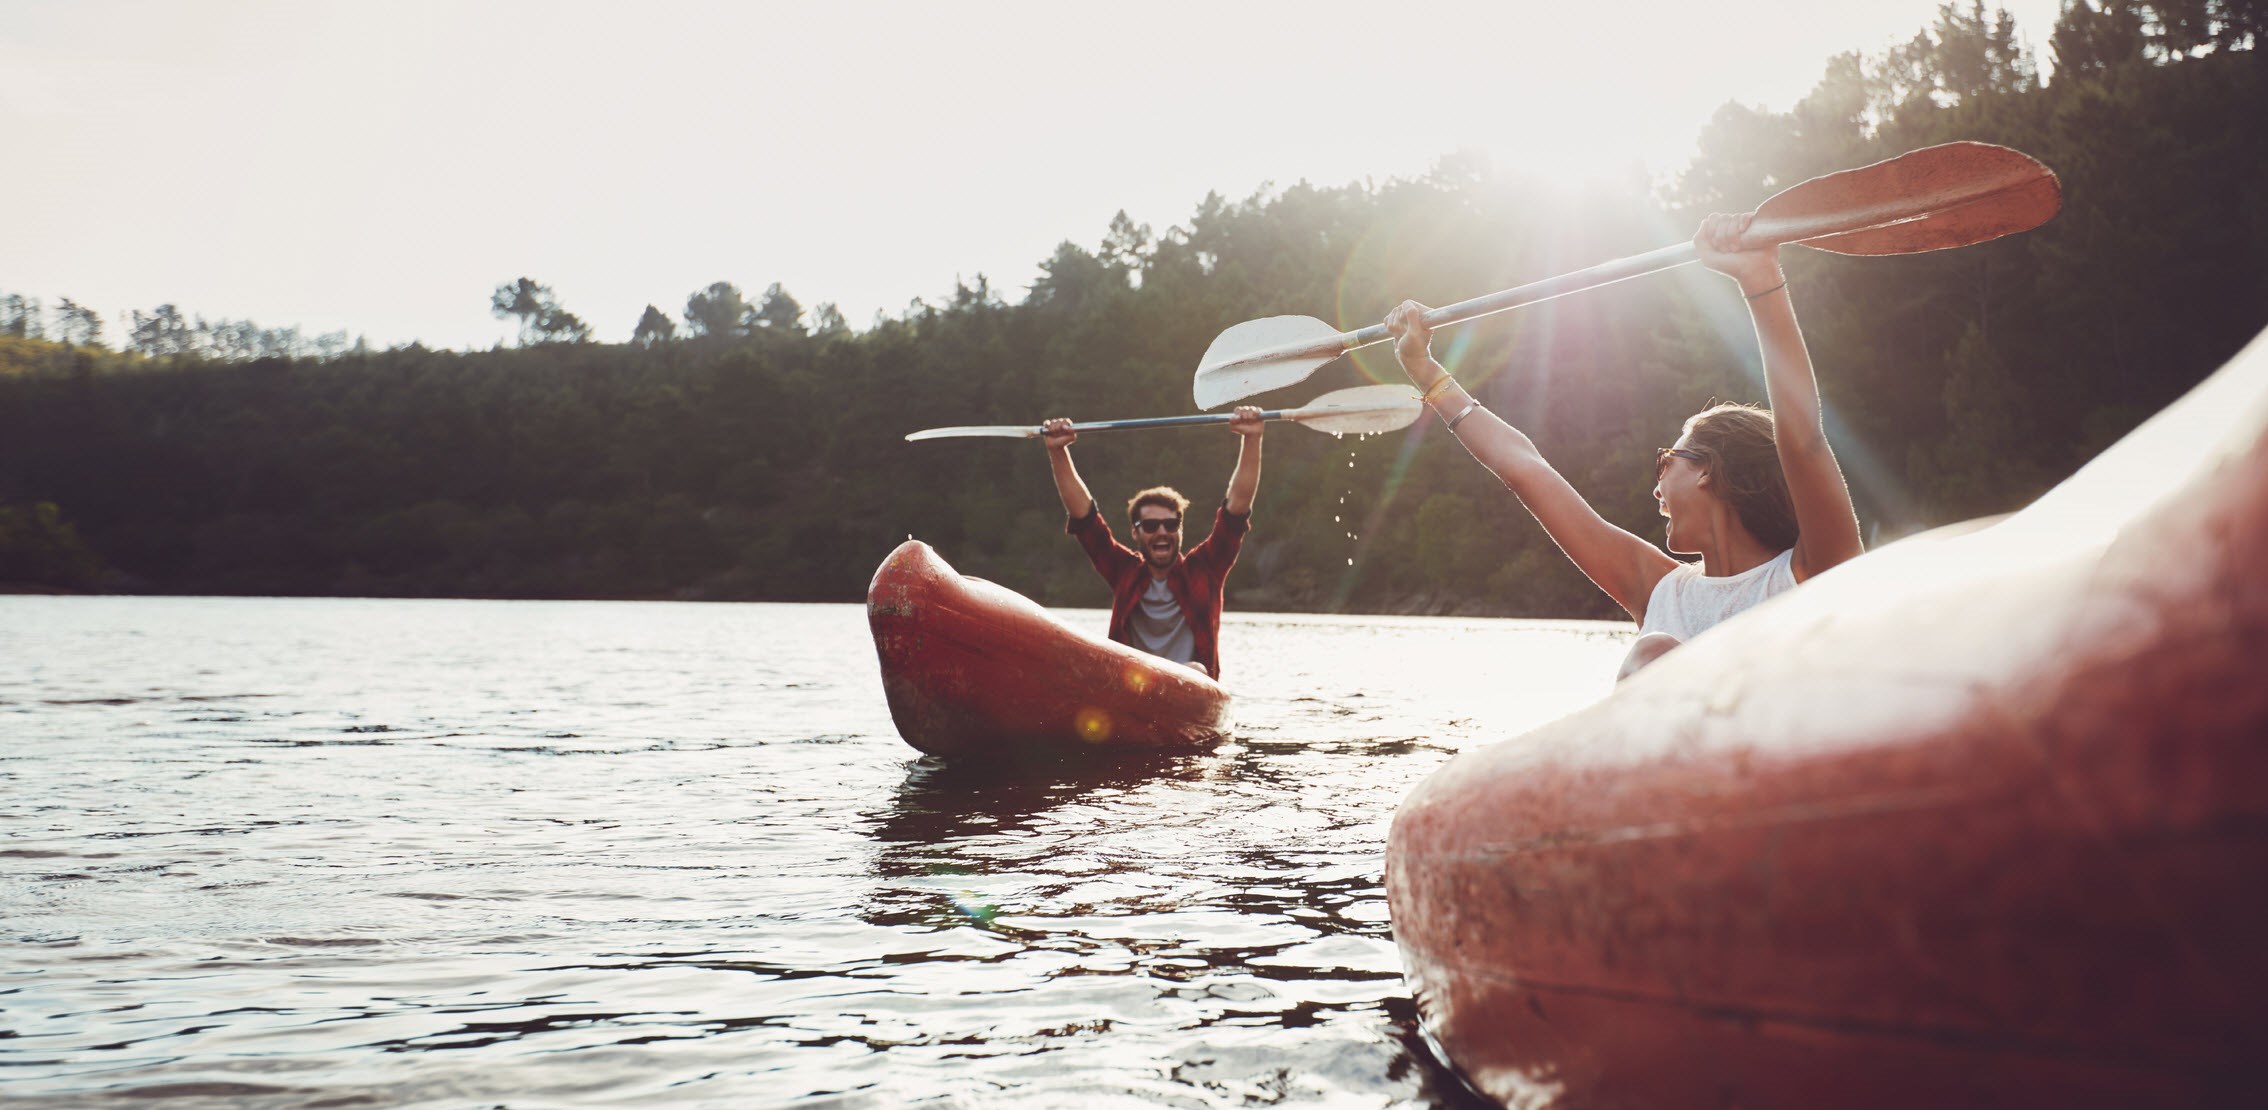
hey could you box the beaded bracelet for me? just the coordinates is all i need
[1420,372,1460,403]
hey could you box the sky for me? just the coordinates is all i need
[0,0,2069,350]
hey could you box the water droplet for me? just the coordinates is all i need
[1346,557,1354,566]
[1334,515,1340,523]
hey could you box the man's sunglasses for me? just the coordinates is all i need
[1655,446,1705,479]
[1134,517,1182,535]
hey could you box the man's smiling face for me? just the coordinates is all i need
[1133,506,1182,569]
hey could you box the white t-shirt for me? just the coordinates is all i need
[1638,548,1797,642]
[1129,575,1196,665]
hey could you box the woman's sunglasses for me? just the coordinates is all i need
[1134,517,1182,535]
[1655,446,1705,479]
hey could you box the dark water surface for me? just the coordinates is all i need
[2,596,1629,1107]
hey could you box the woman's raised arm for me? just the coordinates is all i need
[1693,214,1865,581]
[1385,301,1678,621]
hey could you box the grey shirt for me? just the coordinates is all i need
[1128,574,1196,665]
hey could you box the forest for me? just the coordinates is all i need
[3,2,2263,618]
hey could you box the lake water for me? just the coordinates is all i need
[2,595,1631,1108]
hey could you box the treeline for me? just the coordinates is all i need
[2,2,2263,616]
[0,295,363,362]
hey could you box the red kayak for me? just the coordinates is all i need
[1386,326,2268,1107]
[866,540,1231,757]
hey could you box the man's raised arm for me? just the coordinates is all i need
[1040,417,1096,520]
[1224,406,1264,516]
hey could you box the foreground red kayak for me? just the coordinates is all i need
[867,540,1231,757]
[1387,326,2268,1108]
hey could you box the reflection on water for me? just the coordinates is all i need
[871,749,1219,845]
[1,595,1626,1107]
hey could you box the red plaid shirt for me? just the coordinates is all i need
[1066,502,1250,678]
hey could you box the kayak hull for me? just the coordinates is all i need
[867,540,1231,757]
[1386,327,2268,1107]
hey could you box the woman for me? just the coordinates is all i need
[1382,213,1866,679]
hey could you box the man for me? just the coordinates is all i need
[1039,406,1264,679]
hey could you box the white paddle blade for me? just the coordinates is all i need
[1192,314,1349,410]
[904,424,1042,442]
[1287,384,1424,435]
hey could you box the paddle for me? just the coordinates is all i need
[1191,141,2062,409]
[905,384,1422,442]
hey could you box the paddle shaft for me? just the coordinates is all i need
[909,384,1418,440]
[1365,243,1695,348]
[1204,243,1696,372]
[1211,149,2051,373]
[1389,165,2053,343]
[1067,409,1293,433]
[1191,142,2058,412]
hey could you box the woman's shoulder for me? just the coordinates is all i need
[1655,549,1793,597]
[1723,548,1796,585]
[1645,559,1702,606]
[1656,558,1705,584]
[1763,546,1798,587]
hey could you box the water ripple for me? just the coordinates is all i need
[2,595,1626,1107]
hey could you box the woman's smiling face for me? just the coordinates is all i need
[1655,440,1710,553]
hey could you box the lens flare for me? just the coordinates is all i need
[1075,707,1112,743]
